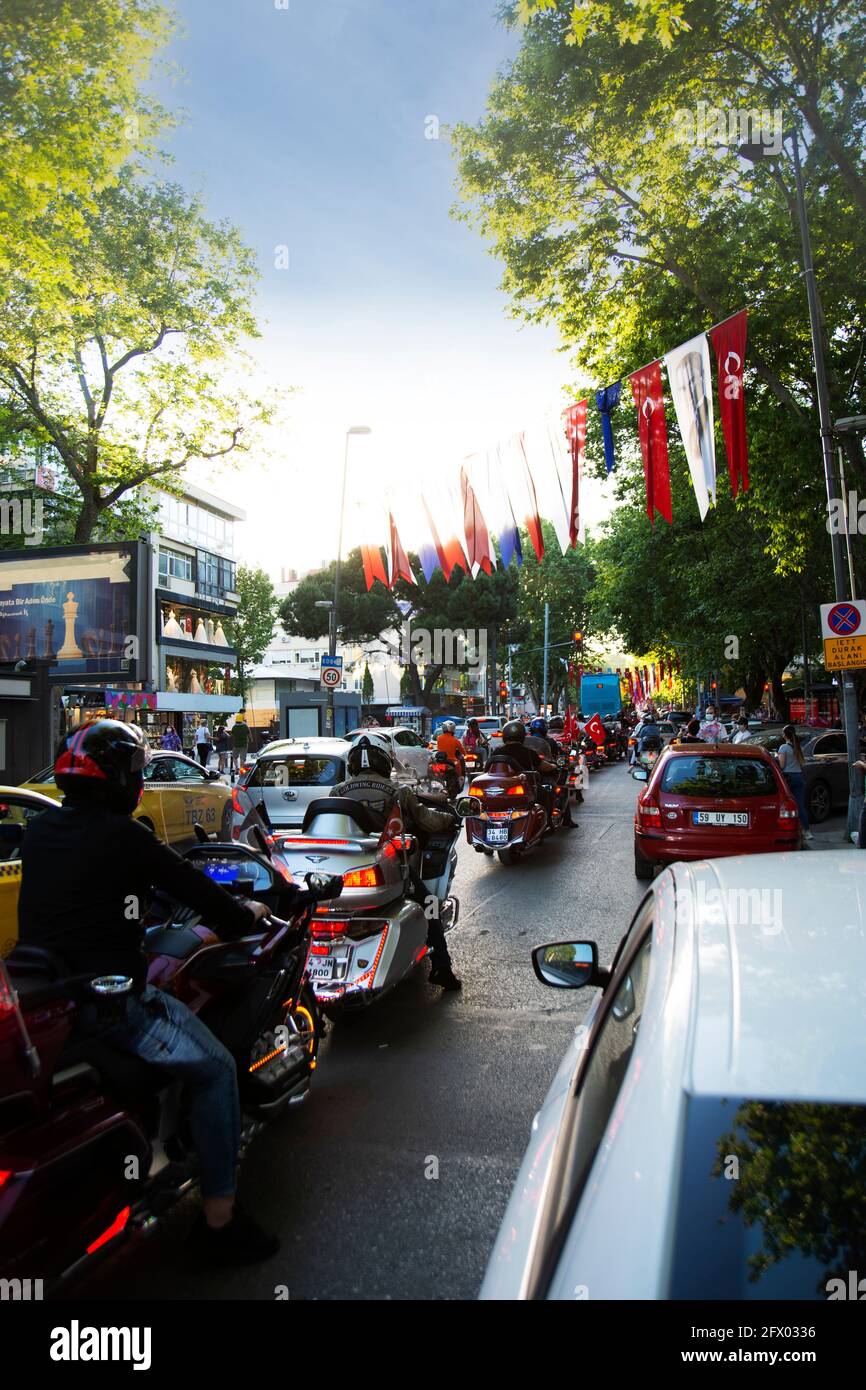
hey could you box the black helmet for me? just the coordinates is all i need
[502,720,526,743]
[347,733,393,778]
[548,716,564,731]
[54,720,150,815]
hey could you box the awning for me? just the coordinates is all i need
[386,706,429,716]
[156,692,242,713]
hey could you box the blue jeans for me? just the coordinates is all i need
[784,770,810,833]
[103,986,240,1199]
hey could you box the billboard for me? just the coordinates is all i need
[0,542,149,682]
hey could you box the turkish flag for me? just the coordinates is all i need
[629,361,672,525]
[710,310,749,496]
[563,400,587,546]
[361,544,388,591]
[387,513,416,588]
[584,712,607,746]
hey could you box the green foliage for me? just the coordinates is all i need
[0,171,271,541]
[226,566,279,700]
[511,520,598,704]
[361,662,375,704]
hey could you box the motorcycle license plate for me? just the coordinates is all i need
[485,826,509,845]
[309,958,335,980]
[693,811,749,827]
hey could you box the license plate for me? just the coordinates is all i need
[485,826,509,845]
[693,811,749,827]
[309,958,335,980]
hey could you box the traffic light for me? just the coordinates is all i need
[498,679,508,701]
[573,630,583,644]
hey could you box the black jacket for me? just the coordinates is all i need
[18,803,255,989]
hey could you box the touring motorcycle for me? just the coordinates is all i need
[267,795,461,1018]
[0,836,341,1284]
[458,753,569,865]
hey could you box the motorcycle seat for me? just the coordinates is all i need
[57,1034,167,1098]
[302,797,378,834]
[5,943,72,982]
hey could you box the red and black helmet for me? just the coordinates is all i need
[55,720,151,815]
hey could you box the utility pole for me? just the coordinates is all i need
[507,646,514,719]
[542,602,550,717]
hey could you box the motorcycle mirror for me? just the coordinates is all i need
[455,796,476,818]
[305,871,343,900]
[193,823,210,844]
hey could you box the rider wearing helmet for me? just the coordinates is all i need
[329,735,462,990]
[525,716,554,760]
[435,719,466,779]
[487,719,552,775]
[18,720,280,1265]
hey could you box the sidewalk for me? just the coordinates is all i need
[809,823,859,852]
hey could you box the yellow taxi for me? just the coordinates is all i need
[0,785,59,957]
[22,750,234,851]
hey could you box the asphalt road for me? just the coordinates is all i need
[76,759,647,1302]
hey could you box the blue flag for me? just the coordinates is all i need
[595,381,622,475]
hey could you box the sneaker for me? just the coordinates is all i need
[851,831,860,846]
[804,831,814,841]
[189,1204,280,1266]
[429,965,462,991]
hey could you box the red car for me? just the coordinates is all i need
[633,743,802,879]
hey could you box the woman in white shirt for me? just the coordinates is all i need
[195,721,212,767]
[732,717,752,744]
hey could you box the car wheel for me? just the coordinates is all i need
[808,779,832,823]
[634,843,654,880]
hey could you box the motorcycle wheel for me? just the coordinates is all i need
[497,847,516,866]
[279,984,322,1061]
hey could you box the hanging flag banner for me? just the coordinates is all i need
[387,512,416,588]
[563,400,587,547]
[481,445,522,569]
[629,360,672,525]
[709,310,749,497]
[361,544,388,591]
[460,467,495,576]
[595,382,621,475]
[501,434,544,563]
[664,334,717,520]
[523,421,571,555]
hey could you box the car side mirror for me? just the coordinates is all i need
[532,940,605,989]
[632,767,649,781]
[206,768,221,780]
[455,795,477,817]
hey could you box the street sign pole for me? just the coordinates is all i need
[542,602,549,717]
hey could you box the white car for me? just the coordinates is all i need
[481,851,866,1301]
[346,726,431,783]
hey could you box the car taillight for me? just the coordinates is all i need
[779,802,798,821]
[231,788,244,814]
[311,920,349,939]
[342,865,383,888]
[637,793,661,819]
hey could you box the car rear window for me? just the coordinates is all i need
[661,756,776,797]
[669,1096,866,1299]
[248,756,343,788]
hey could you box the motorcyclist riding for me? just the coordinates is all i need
[17,719,280,1265]
[525,716,577,829]
[435,720,466,781]
[329,735,462,991]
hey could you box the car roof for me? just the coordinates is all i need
[0,785,58,809]
[673,853,866,1103]
[658,740,775,758]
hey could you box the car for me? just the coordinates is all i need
[236,737,351,833]
[22,749,234,849]
[748,727,866,823]
[632,742,801,878]
[347,725,431,781]
[0,786,59,958]
[481,851,866,1300]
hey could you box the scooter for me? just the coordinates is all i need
[267,795,461,1019]
[458,761,549,865]
[0,838,342,1285]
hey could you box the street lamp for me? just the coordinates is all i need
[739,131,862,834]
[324,426,372,736]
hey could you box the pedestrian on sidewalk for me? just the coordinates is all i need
[731,716,753,744]
[230,715,250,781]
[698,704,728,743]
[779,724,812,842]
[195,719,212,768]
[214,722,230,774]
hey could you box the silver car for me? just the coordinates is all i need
[237,737,350,833]
[346,725,431,783]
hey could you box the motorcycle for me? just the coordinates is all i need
[267,794,461,1019]
[458,760,551,865]
[0,836,342,1285]
[426,754,463,801]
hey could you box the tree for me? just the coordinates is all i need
[0,0,172,303]
[0,169,272,542]
[510,521,598,708]
[226,566,279,704]
[361,662,375,704]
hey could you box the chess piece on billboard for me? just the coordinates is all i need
[163,608,184,639]
[43,619,57,661]
[13,632,21,660]
[57,592,84,660]
[26,627,37,659]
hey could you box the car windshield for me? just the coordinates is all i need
[248,756,343,787]
[668,1096,866,1299]
[661,756,776,797]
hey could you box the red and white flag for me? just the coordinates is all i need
[387,512,416,588]
[361,544,388,591]
[584,712,607,746]
[709,310,749,497]
[501,433,545,563]
[629,361,672,525]
[460,466,495,576]
[563,400,587,547]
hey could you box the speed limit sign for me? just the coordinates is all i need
[320,655,343,689]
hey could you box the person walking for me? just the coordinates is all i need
[698,704,729,742]
[160,724,182,752]
[230,715,250,781]
[778,724,812,842]
[731,716,753,744]
[214,722,230,775]
[195,719,212,768]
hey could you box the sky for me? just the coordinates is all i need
[159,0,614,573]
